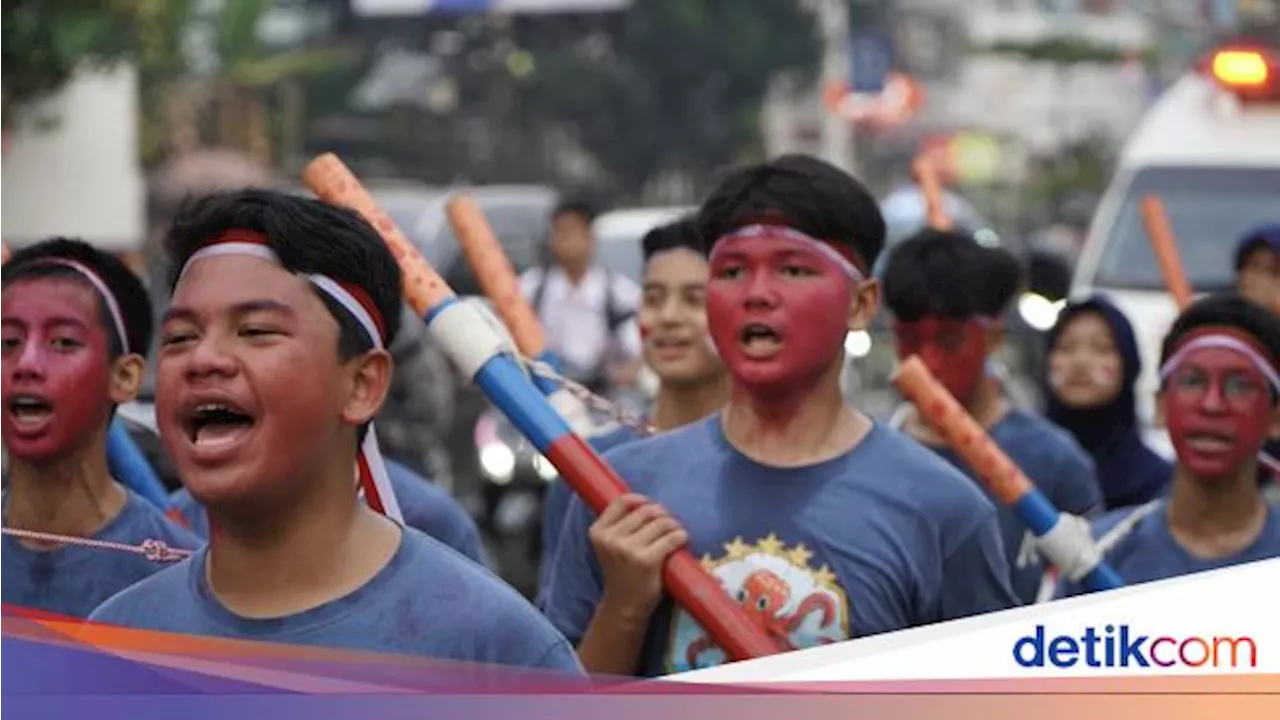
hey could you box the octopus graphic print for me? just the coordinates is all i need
[665,533,850,672]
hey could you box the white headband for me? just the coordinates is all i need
[179,240,403,523]
[1158,333,1280,392]
[712,224,864,281]
[36,258,131,355]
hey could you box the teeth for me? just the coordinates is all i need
[195,403,232,414]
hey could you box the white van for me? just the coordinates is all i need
[1070,43,1280,456]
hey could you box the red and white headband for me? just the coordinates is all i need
[711,224,865,281]
[1158,331,1280,393]
[178,232,403,523]
[30,258,132,355]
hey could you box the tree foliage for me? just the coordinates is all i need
[516,0,820,194]
[1,0,144,125]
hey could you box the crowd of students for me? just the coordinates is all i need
[3,154,1277,681]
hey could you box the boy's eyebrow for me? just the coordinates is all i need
[163,299,295,324]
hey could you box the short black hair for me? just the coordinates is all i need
[1160,292,1280,378]
[642,215,703,262]
[551,197,599,225]
[3,237,154,358]
[164,189,403,359]
[696,154,886,271]
[883,229,1023,322]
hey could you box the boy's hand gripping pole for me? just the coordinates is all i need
[892,357,1123,592]
[302,153,781,662]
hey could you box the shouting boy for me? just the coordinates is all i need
[881,230,1103,604]
[1059,293,1280,596]
[542,155,1016,677]
[3,239,199,617]
[88,190,580,673]
[539,216,730,593]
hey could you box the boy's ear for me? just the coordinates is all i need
[847,279,881,333]
[108,353,146,405]
[342,349,393,427]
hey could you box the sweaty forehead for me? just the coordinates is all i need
[171,254,320,315]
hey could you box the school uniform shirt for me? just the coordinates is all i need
[538,424,644,599]
[541,415,1017,677]
[2,489,202,618]
[167,459,488,567]
[89,526,584,673]
[1057,501,1280,597]
[926,409,1104,605]
[519,265,642,376]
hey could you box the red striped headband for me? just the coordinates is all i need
[25,258,132,354]
[177,230,403,523]
[1159,326,1279,393]
[712,224,868,281]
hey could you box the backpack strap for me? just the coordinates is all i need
[603,268,635,333]
[530,264,552,319]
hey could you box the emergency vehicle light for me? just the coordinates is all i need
[1202,45,1279,100]
[1211,50,1269,88]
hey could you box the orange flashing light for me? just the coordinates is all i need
[1210,49,1270,88]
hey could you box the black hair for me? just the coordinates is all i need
[1235,223,1280,272]
[551,197,599,225]
[696,154,886,271]
[3,237,154,359]
[164,189,403,359]
[977,241,1025,317]
[642,215,703,262]
[1159,293,1280,384]
[882,229,1023,322]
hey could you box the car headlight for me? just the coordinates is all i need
[1017,292,1065,332]
[844,330,872,358]
[532,454,558,482]
[479,442,516,485]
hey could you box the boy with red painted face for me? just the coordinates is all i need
[882,231,1102,605]
[2,239,200,618]
[88,190,581,674]
[1058,293,1280,597]
[542,155,1016,677]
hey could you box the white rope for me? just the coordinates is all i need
[1,528,193,563]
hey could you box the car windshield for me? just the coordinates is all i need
[1094,166,1280,291]
[594,231,645,283]
[433,200,552,296]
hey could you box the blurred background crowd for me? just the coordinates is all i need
[4,0,1278,595]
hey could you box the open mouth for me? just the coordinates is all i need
[1185,432,1234,454]
[739,323,782,355]
[185,402,256,447]
[7,396,53,426]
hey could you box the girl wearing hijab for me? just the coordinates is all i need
[1044,296,1173,510]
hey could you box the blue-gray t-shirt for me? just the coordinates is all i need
[541,415,1017,677]
[167,460,487,566]
[2,489,202,618]
[928,409,1103,604]
[88,526,583,673]
[1057,500,1280,598]
[539,424,642,595]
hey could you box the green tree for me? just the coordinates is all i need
[1,0,143,126]
[518,0,821,196]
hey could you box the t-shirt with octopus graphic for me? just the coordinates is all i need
[540,414,1018,676]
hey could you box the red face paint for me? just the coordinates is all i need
[706,233,852,398]
[1163,345,1274,479]
[156,254,351,509]
[2,279,115,462]
[892,317,988,403]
